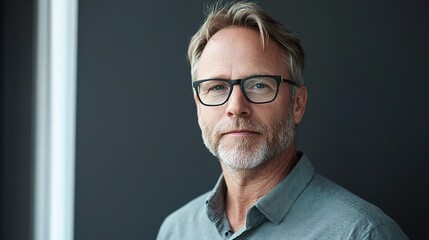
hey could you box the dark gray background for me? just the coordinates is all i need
[2,0,428,240]
[2,0,35,240]
[75,0,428,239]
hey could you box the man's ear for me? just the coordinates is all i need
[293,86,307,125]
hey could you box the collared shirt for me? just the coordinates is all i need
[157,154,408,239]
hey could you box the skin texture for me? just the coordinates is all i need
[194,27,308,232]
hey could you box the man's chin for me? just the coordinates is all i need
[218,149,267,170]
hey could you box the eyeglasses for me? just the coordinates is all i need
[192,75,297,106]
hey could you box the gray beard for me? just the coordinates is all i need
[200,107,295,170]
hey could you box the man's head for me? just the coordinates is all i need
[188,1,305,88]
[189,1,307,171]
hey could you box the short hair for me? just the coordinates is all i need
[188,1,305,89]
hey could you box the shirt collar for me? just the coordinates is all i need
[256,153,314,224]
[205,173,227,223]
[205,152,315,226]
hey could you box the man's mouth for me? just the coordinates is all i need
[222,130,260,136]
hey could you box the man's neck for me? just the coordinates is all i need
[221,145,299,232]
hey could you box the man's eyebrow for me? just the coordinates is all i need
[197,72,274,80]
[196,76,229,80]
[247,72,271,76]
[237,73,273,79]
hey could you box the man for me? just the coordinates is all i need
[157,1,407,239]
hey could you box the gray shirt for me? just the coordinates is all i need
[157,154,408,239]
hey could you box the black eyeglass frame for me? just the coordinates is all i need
[192,74,298,106]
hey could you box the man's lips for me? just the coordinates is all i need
[222,130,260,136]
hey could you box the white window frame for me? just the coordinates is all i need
[33,0,78,240]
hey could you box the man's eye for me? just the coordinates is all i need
[254,83,266,89]
[210,85,226,91]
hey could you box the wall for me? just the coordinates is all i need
[1,0,35,240]
[75,0,428,239]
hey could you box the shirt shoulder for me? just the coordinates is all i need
[307,174,389,223]
[289,174,408,239]
[156,191,214,240]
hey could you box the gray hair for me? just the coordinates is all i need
[188,1,305,91]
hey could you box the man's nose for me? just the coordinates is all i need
[225,85,251,117]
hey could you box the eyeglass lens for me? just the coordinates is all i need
[197,76,278,105]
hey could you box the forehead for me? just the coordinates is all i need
[197,27,289,80]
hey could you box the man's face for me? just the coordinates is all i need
[194,27,304,170]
